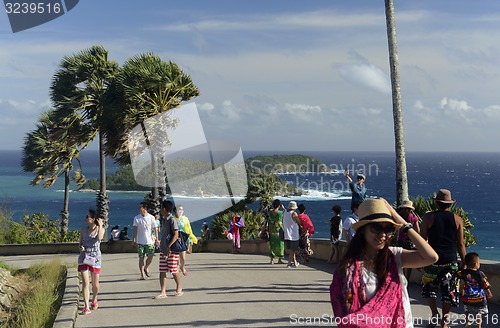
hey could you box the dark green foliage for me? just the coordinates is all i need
[211,209,266,241]
[0,210,79,244]
[411,195,476,247]
[81,165,149,191]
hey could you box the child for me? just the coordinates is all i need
[457,252,493,328]
[327,204,342,263]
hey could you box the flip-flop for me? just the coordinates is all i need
[174,291,184,297]
[153,294,167,299]
[139,276,145,280]
[145,270,151,277]
[181,268,188,276]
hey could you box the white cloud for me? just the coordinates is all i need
[198,102,215,114]
[155,10,383,33]
[337,63,391,94]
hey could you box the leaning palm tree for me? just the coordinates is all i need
[21,109,86,236]
[104,53,199,214]
[51,45,119,228]
[385,0,409,205]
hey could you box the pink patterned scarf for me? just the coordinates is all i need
[330,252,405,328]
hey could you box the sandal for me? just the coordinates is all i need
[145,269,151,277]
[181,268,188,276]
[81,308,91,315]
[90,301,98,310]
[153,294,167,299]
[174,290,184,297]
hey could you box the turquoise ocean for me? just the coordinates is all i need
[1,150,499,261]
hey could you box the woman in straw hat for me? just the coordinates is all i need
[397,200,421,280]
[330,198,438,328]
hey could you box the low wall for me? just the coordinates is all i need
[1,239,499,304]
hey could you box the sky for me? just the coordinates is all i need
[1,0,500,153]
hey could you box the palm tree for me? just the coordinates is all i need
[104,53,199,214]
[385,0,409,205]
[50,45,119,229]
[21,109,86,235]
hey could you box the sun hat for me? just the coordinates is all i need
[357,173,366,180]
[288,201,298,210]
[434,189,455,204]
[398,199,415,210]
[352,198,402,231]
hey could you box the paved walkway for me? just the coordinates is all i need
[2,253,499,327]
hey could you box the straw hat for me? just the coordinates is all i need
[398,199,415,210]
[352,198,402,231]
[434,189,455,204]
[288,201,298,210]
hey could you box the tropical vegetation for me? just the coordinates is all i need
[21,109,86,235]
[0,208,79,244]
[22,45,199,233]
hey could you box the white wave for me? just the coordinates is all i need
[275,170,344,176]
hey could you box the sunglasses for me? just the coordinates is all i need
[369,223,396,236]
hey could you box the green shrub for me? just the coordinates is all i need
[211,209,266,240]
[0,209,79,244]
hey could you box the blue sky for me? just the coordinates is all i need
[1,0,500,152]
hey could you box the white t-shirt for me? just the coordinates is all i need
[342,213,359,239]
[133,213,157,245]
[283,211,300,241]
[361,247,412,328]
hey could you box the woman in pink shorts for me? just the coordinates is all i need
[77,209,105,315]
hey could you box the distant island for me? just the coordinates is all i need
[80,154,330,197]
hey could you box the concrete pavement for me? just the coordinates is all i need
[2,252,499,327]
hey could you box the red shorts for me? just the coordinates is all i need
[159,251,180,273]
[78,264,101,274]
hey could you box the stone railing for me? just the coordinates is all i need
[1,238,499,304]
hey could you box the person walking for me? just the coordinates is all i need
[330,198,438,327]
[327,204,342,264]
[420,189,466,328]
[297,203,314,264]
[283,201,302,268]
[344,170,367,210]
[268,199,285,264]
[132,202,158,280]
[174,205,198,276]
[155,200,183,299]
[78,209,105,315]
[227,214,245,253]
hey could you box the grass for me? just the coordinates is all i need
[1,260,66,328]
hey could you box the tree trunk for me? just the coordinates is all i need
[385,0,409,206]
[60,168,70,237]
[97,131,109,229]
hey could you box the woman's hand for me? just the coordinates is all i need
[381,198,406,225]
[96,218,103,227]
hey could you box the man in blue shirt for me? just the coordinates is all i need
[344,170,367,209]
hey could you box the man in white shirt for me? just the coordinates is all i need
[132,202,158,280]
[342,200,361,243]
